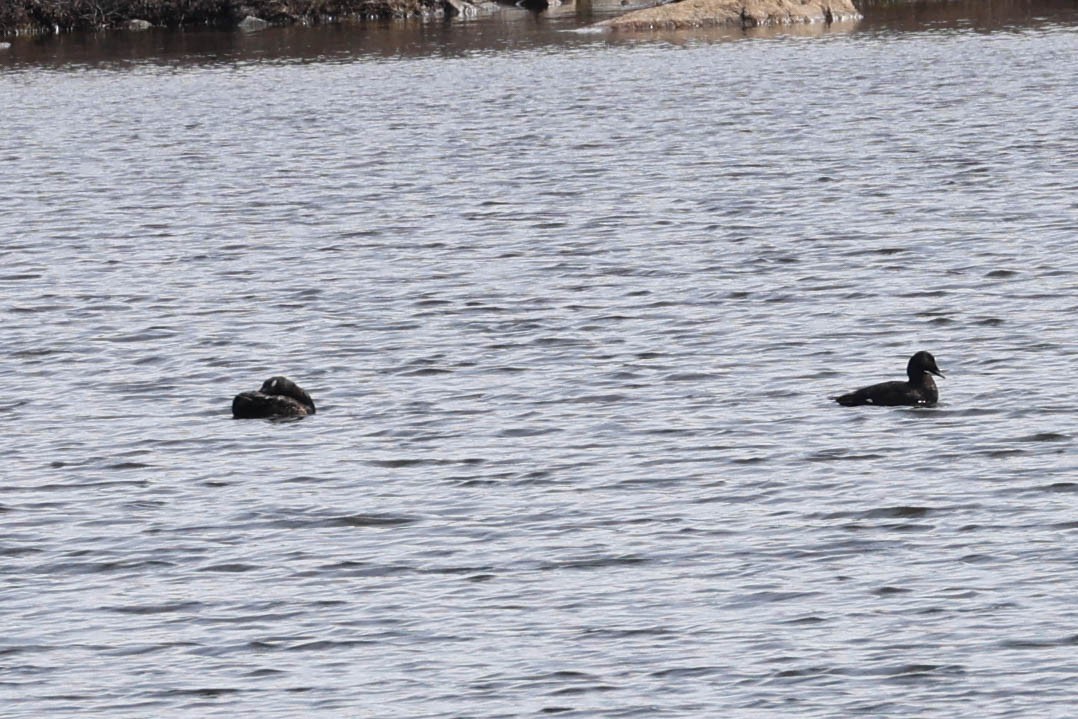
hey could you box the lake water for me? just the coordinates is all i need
[1,2,1077,716]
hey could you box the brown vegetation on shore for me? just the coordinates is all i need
[0,0,440,36]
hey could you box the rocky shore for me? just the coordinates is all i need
[596,0,861,31]
[0,0,954,38]
[0,0,455,37]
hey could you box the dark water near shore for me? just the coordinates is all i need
[2,2,1077,716]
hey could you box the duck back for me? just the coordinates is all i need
[835,379,937,407]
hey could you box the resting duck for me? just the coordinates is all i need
[835,351,944,407]
[232,376,316,418]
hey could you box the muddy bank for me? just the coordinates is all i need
[0,0,452,36]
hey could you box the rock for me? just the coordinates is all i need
[445,0,476,16]
[0,42,11,51]
[596,0,860,31]
[444,0,499,15]
[237,15,270,31]
[127,19,153,30]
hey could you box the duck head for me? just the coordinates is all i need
[260,376,316,412]
[907,351,944,382]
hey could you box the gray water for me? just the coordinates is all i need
[2,4,1077,717]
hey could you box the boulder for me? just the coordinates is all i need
[597,0,860,31]
[237,15,270,31]
[444,0,476,15]
[444,0,500,16]
[127,19,153,30]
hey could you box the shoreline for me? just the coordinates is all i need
[0,0,1059,38]
[0,0,452,38]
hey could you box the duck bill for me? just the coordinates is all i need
[928,369,944,378]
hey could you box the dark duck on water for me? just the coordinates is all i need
[834,351,944,407]
[232,376,316,419]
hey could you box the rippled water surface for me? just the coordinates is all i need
[2,4,1077,716]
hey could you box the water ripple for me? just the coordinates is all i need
[2,8,1078,719]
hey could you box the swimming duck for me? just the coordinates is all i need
[835,351,944,407]
[232,376,316,418]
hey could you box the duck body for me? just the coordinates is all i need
[835,351,943,407]
[232,376,316,419]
